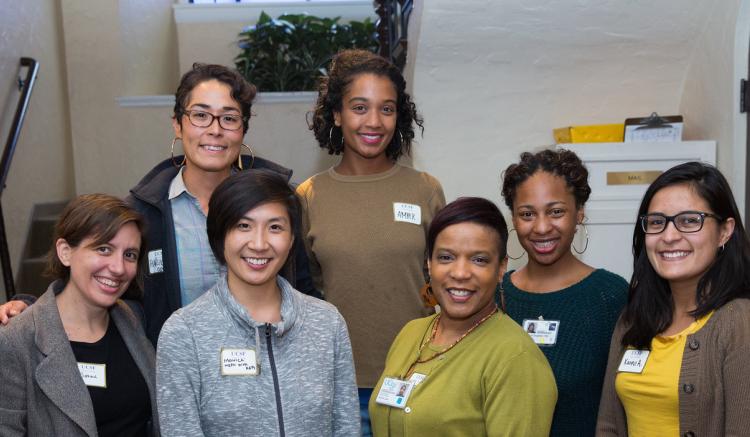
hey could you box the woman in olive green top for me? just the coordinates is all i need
[369,197,556,436]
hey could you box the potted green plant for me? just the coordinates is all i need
[236,11,378,92]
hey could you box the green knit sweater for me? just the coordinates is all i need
[499,269,627,437]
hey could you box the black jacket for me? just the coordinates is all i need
[127,155,321,345]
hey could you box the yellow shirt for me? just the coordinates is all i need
[615,312,714,436]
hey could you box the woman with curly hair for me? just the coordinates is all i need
[499,149,628,437]
[296,49,445,435]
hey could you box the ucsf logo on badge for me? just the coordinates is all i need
[221,348,259,376]
[393,203,421,225]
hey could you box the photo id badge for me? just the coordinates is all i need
[77,362,107,388]
[618,349,650,374]
[375,377,414,409]
[220,348,259,376]
[393,203,421,225]
[148,249,163,274]
[522,319,560,346]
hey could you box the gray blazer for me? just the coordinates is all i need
[0,283,160,437]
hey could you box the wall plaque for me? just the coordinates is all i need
[607,171,662,185]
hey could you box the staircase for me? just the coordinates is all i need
[16,201,68,296]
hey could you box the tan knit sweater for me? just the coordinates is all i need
[296,164,445,387]
[597,298,750,437]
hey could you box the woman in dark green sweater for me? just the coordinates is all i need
[498,149,627,437]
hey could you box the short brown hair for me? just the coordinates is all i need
[174,63,257,134]
[46,194,147,295]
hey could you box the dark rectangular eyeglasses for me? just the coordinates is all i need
[640,211,721,234]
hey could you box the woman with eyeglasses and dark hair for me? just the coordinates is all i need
[297,49,445,434]
[0,63,321,343]
[597,162,750,436]
[499,149,627,437]
[369,197,556,436]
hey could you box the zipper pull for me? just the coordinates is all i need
[265,322,272,338]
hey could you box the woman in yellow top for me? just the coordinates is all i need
[597,162,750,436]
[369,197,557,436]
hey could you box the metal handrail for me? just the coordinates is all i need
[2,57,39,301]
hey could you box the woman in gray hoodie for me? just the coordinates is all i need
[156,170,359,436]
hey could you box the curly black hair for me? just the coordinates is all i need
[501,148,591,210]
[309,49,423,160]
[174,63,257,134]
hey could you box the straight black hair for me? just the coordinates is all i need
[622,162,750,349]
[206,170,301,280]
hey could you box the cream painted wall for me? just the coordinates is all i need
[407,0,732,271]
[410,0,717,204]
[0,0,74,299]
[679,0,743,210]
[60,0,180,196]
[119,0,179,95]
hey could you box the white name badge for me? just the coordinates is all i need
[77,362,107,388]
[618,349,650,373]
[375,377,414,409]
[220,348,259,376]
[148,249,164,274]
[393,203,421,225]
[408,372,427,387]
[522,319,560,346]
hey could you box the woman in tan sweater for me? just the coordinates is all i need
[297,49,445,435]
[597,162,750,436]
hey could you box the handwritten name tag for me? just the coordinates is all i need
[77,362,107,388]
[221,348,259,376]
[393,203,421,225]
[618,349,650,374]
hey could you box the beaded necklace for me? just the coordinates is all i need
[403,305,498,378]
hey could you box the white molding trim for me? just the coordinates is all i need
[117,91,317,108]
[117,95,174,108]
[174,1,376,24]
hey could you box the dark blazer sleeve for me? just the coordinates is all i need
[9,293,37,306]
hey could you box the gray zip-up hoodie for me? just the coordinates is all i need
[156,276,359,437]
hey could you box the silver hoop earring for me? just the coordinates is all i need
[171,138,185,168]
[237,143,255,170]
[572,222,590,254]
[507,229,526,260]
[329,126,344,151]
[397,130,404,146]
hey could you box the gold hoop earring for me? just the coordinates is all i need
[572,222,590,254]
[237,143,255,170]
[171,138,185,168]
[507,229,526,260]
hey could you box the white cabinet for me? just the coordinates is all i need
[556,141,716,280]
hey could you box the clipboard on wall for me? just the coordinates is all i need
[624,112,683,142]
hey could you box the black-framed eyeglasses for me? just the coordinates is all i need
[640,211,722,234]
[181,109,246,131]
